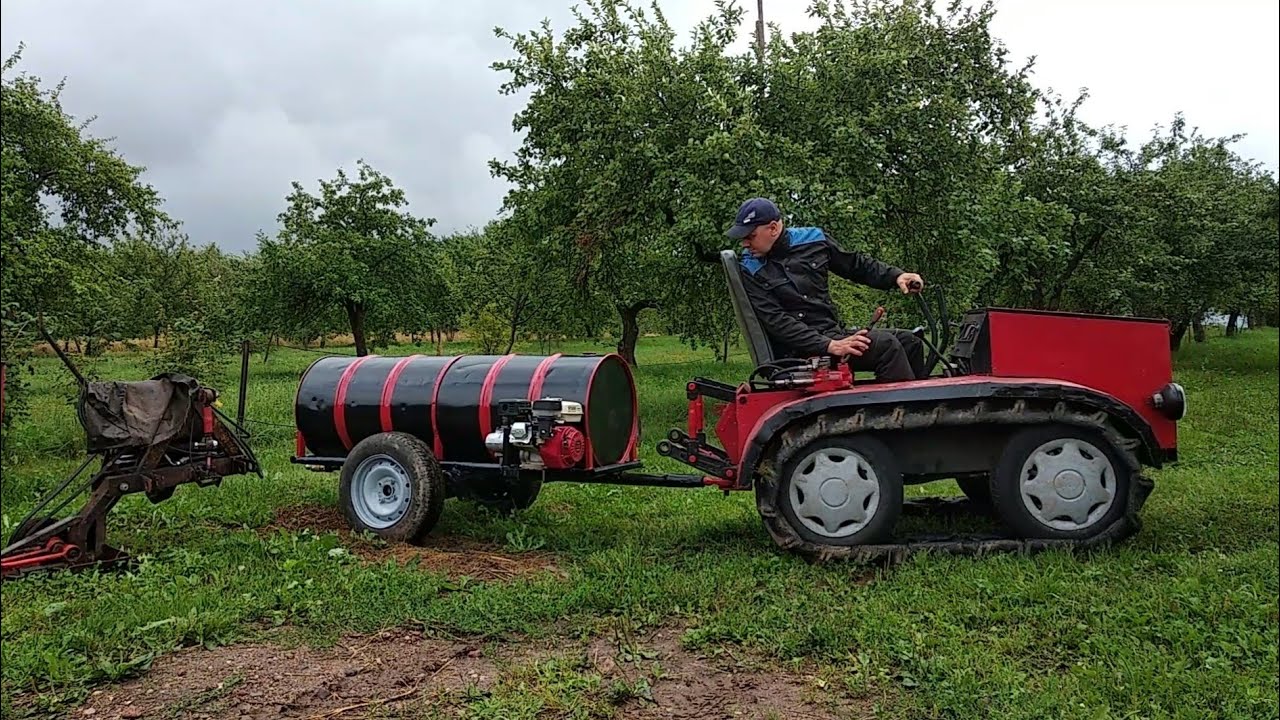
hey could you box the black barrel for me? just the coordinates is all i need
[294,353,637,467]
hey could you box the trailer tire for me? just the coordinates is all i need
[991,424,1130,541]
[471,477,542,515]
[339,432,445,544]
[775,434,903,546]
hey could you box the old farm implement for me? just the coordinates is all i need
[1,336,260,579]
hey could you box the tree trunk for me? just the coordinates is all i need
[720,326,731,363]
[153,326,161,349]
[616,302,652,367]
[1226,310,1240,337]
[345,302,369,356]
[1192,314,1206,343]
[320,335,327,348]
[435,329,444,356]
[1170,320,1189,351]
[73,337,82,354]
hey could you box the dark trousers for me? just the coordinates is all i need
[843,328,925,382]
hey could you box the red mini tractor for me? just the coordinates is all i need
[291,252,1184,559]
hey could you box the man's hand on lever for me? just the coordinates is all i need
[827,330,872,358]
[896,272,924,294]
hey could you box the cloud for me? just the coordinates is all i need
[3,0,1276,252]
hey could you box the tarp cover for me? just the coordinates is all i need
[79,373,203,453]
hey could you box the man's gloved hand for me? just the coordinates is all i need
[827,330,872,358]
[896,272,924,294]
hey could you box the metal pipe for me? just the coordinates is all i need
[236,339,250,430]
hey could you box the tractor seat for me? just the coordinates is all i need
[720,249,777,367]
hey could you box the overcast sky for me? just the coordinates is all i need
[3,0,1276,252]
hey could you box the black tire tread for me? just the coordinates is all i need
[753,398,1154,563]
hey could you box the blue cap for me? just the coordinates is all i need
[725,197,781,239]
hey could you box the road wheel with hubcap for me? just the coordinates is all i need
[339,432,445,544]
[991,424,1129,540]
[776,435,903,546]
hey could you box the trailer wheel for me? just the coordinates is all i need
[776,435,903,546]
[339,432,445,544]
[471,477,542,515]
[991,424,1128,540]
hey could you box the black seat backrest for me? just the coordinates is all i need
[720,249,776,366]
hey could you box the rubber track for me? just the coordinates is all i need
[754,398,1156,564]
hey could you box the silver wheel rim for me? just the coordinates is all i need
[787,446,880,538]
[1019,438,1116,531]
[350,454,413,529]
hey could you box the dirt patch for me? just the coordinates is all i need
[589,627,871,720]
[67,624,873,720]
[265,503,564,583]
[71,628,499,720]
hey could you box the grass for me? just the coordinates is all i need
[1,329,1277,719]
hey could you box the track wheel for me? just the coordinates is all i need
[955,473,991,505]
[776,435,903,546]
[339,432,445,544]
[991,424,1129,540]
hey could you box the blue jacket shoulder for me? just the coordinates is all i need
[788,227,826,246]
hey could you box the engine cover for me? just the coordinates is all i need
[539,426,585,470]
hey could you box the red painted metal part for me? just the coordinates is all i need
[527,353,562,404]
[477,354,517,444]
[982,309,1176,450]
[333,355,377,451]
[430,356,464,459]
[0,537,78,574]
[539,425,586,469]
[379,354,421,432]
[687,385,705,438]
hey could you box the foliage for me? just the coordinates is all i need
[143,316,225,382]
[257,160,437,356]
[490,0,759,364]
[1,44,165,428]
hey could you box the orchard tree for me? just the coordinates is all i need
[1,45,164,425]
[491,0,761,364]
[261,160,435,356]
[1118,116,1277,348]
[756,0,1042,322]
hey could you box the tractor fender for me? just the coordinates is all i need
[736,376,1164,488]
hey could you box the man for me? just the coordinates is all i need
[726,197,927,382]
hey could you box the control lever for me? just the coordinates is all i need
[867,305,886,330]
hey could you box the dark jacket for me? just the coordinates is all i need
[740,227,903,358]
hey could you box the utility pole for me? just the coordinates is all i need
[755,0,765,64]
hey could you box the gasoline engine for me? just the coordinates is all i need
[483,398,587,471]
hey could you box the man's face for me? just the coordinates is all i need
[742,220,781,257]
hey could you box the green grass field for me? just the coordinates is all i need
[1,330,1277,719]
